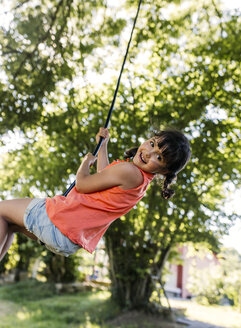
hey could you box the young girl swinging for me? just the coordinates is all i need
[0,127,191,260]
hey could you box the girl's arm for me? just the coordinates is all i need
[96,128,109,172]
[75,154,143,194]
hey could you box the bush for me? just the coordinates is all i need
[187,248,241,309]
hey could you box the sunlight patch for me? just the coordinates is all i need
[16,310,30,320]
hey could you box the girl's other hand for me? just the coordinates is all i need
[96,127,109,145]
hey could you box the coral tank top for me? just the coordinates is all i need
[45,160,154,253]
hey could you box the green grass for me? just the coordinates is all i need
[0,281,177,328]
[2,280,241,328]
[0,280,120,328]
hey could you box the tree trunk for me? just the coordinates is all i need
[113,276,153,309]
[106,234,156,309]
[43,253,76,282]
[105,218,174,310]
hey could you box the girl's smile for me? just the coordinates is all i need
[139,152,147,164]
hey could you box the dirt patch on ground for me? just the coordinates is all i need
[106,310,186,328]
[0,300,16,317]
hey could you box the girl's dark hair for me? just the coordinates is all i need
[124,128,191,199]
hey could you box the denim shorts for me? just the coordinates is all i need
[23,198,81,257]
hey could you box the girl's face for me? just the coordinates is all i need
[133,137,169,174]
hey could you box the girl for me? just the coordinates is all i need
[0,127,191,260]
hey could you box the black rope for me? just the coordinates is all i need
[63,0,143,197]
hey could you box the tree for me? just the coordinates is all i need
[0,0,240,309]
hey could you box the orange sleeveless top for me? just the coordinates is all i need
[45,160,154,253]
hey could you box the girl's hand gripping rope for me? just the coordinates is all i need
[96,127,109,146]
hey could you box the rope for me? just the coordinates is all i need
[63,0,143,196]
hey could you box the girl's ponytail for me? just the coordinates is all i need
[162,173,176,199]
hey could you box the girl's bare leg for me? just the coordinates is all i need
[0,222,15,261]
[0,218,9,258]
[11,225,38,241]
[0,198,33,261]
[0,224,38,262]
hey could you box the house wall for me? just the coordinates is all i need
[165,244,219,298]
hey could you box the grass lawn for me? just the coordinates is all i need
[0,280,241,328]
[0,280,118,328]
[0,280,175,328]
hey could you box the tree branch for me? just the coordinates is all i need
[13,0,68,79]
